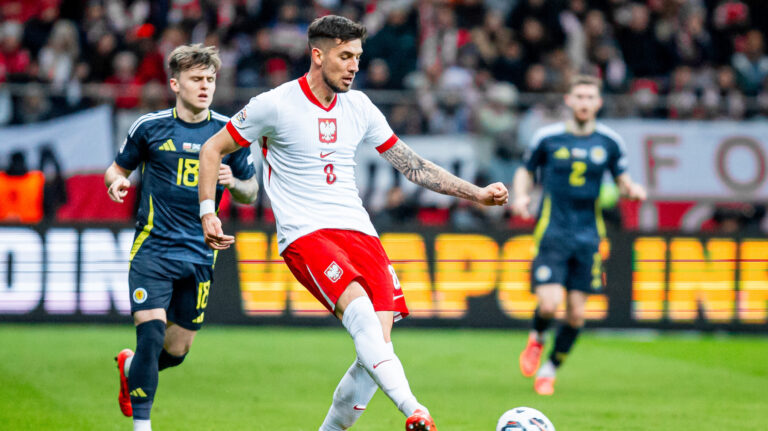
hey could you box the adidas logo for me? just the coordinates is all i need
[192,312,205,324]
[130,388,147,397]
[554,146,570,159]
[158,139,176,151]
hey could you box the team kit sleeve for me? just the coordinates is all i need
[228,147,256,180]
[608,135,629,179]
[523,131,546,173]
[362,96,398,154]
[225,91,278,148]
[114,125,146,171]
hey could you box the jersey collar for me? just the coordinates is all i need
[298,75,337,112]
[172,107,211,128]
[565,119,596,136]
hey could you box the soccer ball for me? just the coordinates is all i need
[496,407,555,431]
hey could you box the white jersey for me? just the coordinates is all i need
[226,76,398,253]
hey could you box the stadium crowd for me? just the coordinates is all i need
[2,0,768,125]
[1,0,767,230]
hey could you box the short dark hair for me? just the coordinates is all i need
[307,15,367,49]
[568,74,603,92]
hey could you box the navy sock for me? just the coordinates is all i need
[129,320,165,420]
[158,349,186,371]
[532,307,553,335]
[549,324,580,368]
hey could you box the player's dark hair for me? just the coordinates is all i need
[167,44,221,79]
[307,15,367,49]
[568,74,603,92]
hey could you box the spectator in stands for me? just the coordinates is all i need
[363,58,395,90]
[86,32,119,83]
[362,7,418,89]
[0,21,31,80]
[667,66,698,119]
[674,8,712,68]
[703,65,747,119]
[105,51,141,109]
[134,27,166,85]
[236,28,275,88]
[38,19,79,89]
[616,2,673,78]
[21,1,59,57]
[419,5,467,70]
[731,29,768,96]
[12,82,51,124]
[388,102,424,135]
[491,39,525,88]
[523,63,549,93]
[472,10,511,70]
[478,82,522,186]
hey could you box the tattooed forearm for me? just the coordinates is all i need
[381,141,481,201]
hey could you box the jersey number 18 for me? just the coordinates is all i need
[177,158,200,187]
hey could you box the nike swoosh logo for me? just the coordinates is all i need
[320,151,336,158]
[353,405,366,411]
[373,359,392,369]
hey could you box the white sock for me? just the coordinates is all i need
[319,358,378,431]
[133,419,151,431]
[341,297,426,417]
[124,355,133,378]
[537,360,556,378]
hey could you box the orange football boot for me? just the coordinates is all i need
[115,349,134,417]
[406,409,437,431]
[534,376,555,395]
[519,334,544,377]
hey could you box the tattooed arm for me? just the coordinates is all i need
[380,140,508,206]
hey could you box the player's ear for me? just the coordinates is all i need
[169,77,179,93]
[311,46,324,66]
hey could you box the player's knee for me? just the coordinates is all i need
[538,302,559,317]
[566,313,585,328]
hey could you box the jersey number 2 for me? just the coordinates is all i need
[177,158,199,186]
[569,161,587,187]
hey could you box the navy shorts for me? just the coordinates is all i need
[129,252,213,330]
[530,239,603,293]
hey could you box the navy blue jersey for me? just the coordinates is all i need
[116,108,255,265]
[524,122,627,245]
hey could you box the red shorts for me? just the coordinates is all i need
[281,229,409,320]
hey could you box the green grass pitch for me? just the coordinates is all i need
[0,324,765,430]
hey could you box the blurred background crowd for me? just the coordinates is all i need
[1,0,766,231]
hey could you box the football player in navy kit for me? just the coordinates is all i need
[512,75,646,395]
[104,44,258,431]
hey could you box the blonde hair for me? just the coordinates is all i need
[167,44,221,78]
[568,74,603,92]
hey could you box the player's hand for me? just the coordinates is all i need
[107,177,131,203]
[511,194,532,219]
[201,213,235,250]
[625,183,647,201]
[477,182,509,206]
[218,164,235,189]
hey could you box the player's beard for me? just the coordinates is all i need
[323,70,350,93]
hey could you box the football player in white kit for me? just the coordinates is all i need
[197,15,509,431]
